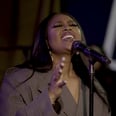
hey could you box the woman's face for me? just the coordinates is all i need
[47,14,81,55]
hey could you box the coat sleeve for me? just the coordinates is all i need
[93,78,111,116]
[0,68,58,116]
[0,77,25,116]
[16,89,58,116]
[93,92,111,116]
[0,80,57,116]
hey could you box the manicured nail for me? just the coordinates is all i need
[62,57,65,61]
[59,69,62,73]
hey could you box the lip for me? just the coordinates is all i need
[61,32,74,41]
[62,35,74,40]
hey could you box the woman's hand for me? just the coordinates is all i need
[48,57,66,104]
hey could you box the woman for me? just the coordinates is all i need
[0,12,111,116]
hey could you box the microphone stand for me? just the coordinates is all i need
[71,41,111,116]
[88,57,95,116]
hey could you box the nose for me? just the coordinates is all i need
[63,25,72,31]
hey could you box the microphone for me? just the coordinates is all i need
[72,41,111,64]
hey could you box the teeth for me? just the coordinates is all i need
[62,35,74,40]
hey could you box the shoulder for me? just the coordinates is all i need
[2,67,52,88]
[2,67,34,87]
[84,79,111,114]
[93,91,111,115]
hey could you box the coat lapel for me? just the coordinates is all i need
[61,86,77,116]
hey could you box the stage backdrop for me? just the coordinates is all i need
[0,0,61,83]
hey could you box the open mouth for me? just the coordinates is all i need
[62,35,74,41]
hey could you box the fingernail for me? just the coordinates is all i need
[62,57,65,61]
[61,62,64,67]
[59,69,62,73]
[64,80,67,84]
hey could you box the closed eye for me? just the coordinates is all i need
[53,24,63,28]
[69,24,78,27]
[53,24,78,28]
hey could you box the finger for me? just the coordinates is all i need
[61,56,66,62]
[55,63,64,80]
[59,57,65,70]
[53,57,66,82]
[54,68,62,82]
[58,80,67,88]
[60,62,65,69]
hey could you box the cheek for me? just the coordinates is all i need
[77,34,81,41]
[47,31,58,48]
[47,30,55,42]
[48,30,60,43]
[75,30,81,41]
